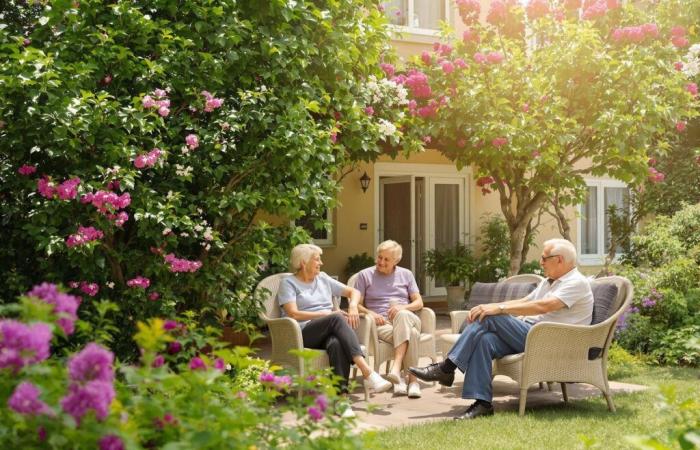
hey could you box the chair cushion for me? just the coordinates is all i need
[466,282,538,310]
[590,283,619,325]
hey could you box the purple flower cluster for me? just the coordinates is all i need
[27,283,80,335]
[259,371,293,389]
[38,176,81,200]
[61,343,116,424]
[133,148,163,169]
[0,320,52,371]
[99,434,124,450]
[8,382,54,416]
[164,253,203,273]
[142,88,170,117]
[66,225,104,248]
[641,288,664,309]
[79,282,100,297]
[201,90,224,112]
[154,412,179,429]
[307,394,328,422]
[126,276,150,289]
[81,190,131,213]
[189,356,206,371]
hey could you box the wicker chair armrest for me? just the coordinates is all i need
[266,317,304,354]
[417,307,436,334]
[523,321,613,364]
[355,314,372,349]
[449,310,470,333]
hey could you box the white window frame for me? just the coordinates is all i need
[386,0,452,42]
[293,208,335,247]
[577,179,629,266]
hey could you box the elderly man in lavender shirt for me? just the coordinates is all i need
[355,240,425,398]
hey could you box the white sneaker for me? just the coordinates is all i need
[408,382,421,398]
[394,379,408,395]
[365,371,392,393]
[338,402,356,419]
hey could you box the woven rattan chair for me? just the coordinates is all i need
[493,275,633,415]
[347,273,438,375]
[256,273,371,400]
[437,274,545,358]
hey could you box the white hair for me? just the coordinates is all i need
[543,238,577,264]
[377,239,402,262]
[290,243,323,272]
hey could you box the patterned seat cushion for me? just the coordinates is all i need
[466,282,538,310]
[590,282,619,325]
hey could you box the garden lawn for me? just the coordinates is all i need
[372,366,699,449]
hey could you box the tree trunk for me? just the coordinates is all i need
[551,196,572,242]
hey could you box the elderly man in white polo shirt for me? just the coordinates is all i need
[409,238,593,420]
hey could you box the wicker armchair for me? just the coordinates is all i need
[437,274,544,358]
[347,273,438,375]
[256,273,371,400]
[494,275,633,415]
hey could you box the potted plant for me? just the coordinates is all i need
[424,243,475,311]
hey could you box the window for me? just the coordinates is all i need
[578,180,629,265]
[383,0,449,32]
[295,208,334,247]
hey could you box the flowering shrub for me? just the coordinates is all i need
[0,0,419,359]
[395,0,698,274]
[0,284,367,448]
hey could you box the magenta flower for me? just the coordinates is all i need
[486,0,508,26]
[672,36,689,48]
[674,62,683,71]
[259,371,275,383]
[441,61,455,74]
[163,320,179,331]
[403,70,431,98]
[18,165,37,176]
[167,341,182,354]
[364,106,374,116]
[185,134,199,150]
[522,103,530,112]
[486,52,504,64]
[420,51,432,66]
[201,90,224,112]
[60,380,115,424]
[670,26,686,38]
[68,343,115,383]
[80,282,99,297]
[134,148,163,169]
[492,137,508,147]
[114,211,129,227]
[152,354,165,368]
[582,1,607,20]
[66,226,104,248]
[56,177,81,200]
[473,52,487,64]
[648,167,665,183]
[526,0,549,20]
[456,0,481,25]
[307,406,323,421]
[676,121,687,132]
[126,276,150,289]
[37,176,56,199]
[8,382,53,416]
[454,58,467,69]
[380,63,395,77]
[0,320,52,371]
[99,435,124,450]
[142,95,156,108]
[641,23,659,39]
[27,283,80,335]
[148,291,160,301]
[462,27,480,44]
[315,394,329,412]
[189,356,206,371]
[686,83,698,98]
[273,375,292,389]
[214,358,226,372]
[163,253,203,273]
[158,106,170,117]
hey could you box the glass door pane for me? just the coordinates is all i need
[604,187,628,255]
[427,177,464,295]
[581,186,598,254]
[413,0,445,29]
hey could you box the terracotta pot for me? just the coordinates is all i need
[445,285,466,311]
[221,327,251,347]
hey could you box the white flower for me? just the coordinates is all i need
[166,190,175,200]
[203,227,214,241]
[175,164,193,177]
[162,228,172,235]
[106,282,115,289]
[180,232,189,237]
[377,119,397,140]
[194,224,204,232]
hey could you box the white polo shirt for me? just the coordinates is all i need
[525,268,593,325]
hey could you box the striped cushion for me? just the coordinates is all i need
[466,282,538,310]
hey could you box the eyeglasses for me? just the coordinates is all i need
[540,254,560,262]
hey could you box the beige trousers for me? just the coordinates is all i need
[377,310,422,370]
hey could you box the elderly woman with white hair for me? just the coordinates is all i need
[355,240,425,398]
[277,243,392,417]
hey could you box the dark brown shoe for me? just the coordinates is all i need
[408,363,455,387]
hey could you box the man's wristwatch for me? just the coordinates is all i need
[498,304,506,314]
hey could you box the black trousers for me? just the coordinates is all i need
[301,314,363,392]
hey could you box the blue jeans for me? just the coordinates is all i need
[447,315,532,402]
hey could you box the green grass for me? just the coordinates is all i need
[371,366,700,450]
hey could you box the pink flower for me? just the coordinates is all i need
[364,106,374,116]
[158,106,170,117]
[27,283,80,335]
[37,177,56,199]
[422,135,432,144]
[126,276,150,289]
[582,1,607,20]
[307,406,323,421]
[153,88,167,98]
[564,0,581,10]
[527,0,549,20]
[648,167,665,183]
[152,354,165,368]
[8,382,53,416]
[522,103,530,112]
[18,165,37,176]
[99,435,124,450]
[142,95,156,109]
[672,35,689,48]
[80,282,99,297]
[462,27,480,44]
[421,51,432,65]
[204,97,224,112]
[259,371,275,383]
[473,52,487,64]
[552,8,566,21]
[380,63,395,77]
[441,61,455,74]
[163,253,203,273]
[674,61,683,71]
[486,51,504,64]
[185,134,199,150]
[167,341,182,354]
[486,0,507,26]
[403,70,431,98]
[330,131,338,144]
[214,358,225,371]
[68,343,114,383]
[60,380,115,424]
[148,291,160,301]
[670,26,686,37]
[114,211,129,227]
[55,177,81,200]
[457,138,466,147]
[456,0,481,25]
[492,137,508,147]
[133,148,162,169]
[163,320,180,331]
[66,226,104,248]
[189,356,206,371]
[476,176,494,187]
[454,58,467,69]
[686,83,698,97]
[642,23,659,39]
[434,43,453,57]
[0,320,52,371]
[676,121,687,132]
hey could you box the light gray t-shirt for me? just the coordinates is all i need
[355,266,420,319]
[525,267,594,325]
[277,272,346,329]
